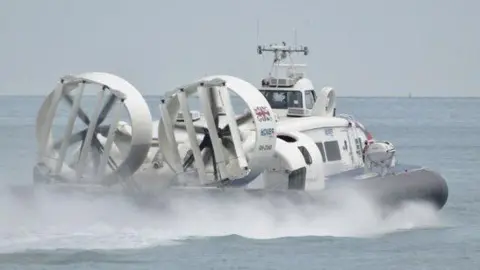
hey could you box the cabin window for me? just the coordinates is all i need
[305,90,315,109]
[324,140,342,161]
[316,142,326,162]
[297,146,312,165]
[259,90,303,109]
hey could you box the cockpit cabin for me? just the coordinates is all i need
[258,67,317,118]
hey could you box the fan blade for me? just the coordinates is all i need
[78,134,86,161]
[89,132,103,154]
[63,94,91,126]
[182,132,211,170]
[96,124,111,137]
[71,130,117,172]
[53,129,87,149]
[91,135,118,171]
[96,94,117,126]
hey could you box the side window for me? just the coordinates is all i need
[324,140,342,161]
[305,90,315,109]
[316,142,326,163]
[271,91,288,109]
[297,146,312,165]
[288,91,303,108]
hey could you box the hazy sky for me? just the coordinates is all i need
[0,0,478,97]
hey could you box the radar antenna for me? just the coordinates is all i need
[257,42,309,84]
[257,42,308,63]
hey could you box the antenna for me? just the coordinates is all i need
[256,42,309,60]
[257,41,309,82]
[255,24,309,81]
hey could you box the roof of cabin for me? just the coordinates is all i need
[259,77,314,92]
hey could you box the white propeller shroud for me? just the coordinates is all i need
[157,75,277,186]
[35,72,153,185]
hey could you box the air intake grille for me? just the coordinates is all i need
[288,167,307,190]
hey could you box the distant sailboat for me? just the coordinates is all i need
[408,92,412,98]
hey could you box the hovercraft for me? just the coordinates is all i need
[24,41,448,212]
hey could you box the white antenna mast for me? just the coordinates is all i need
[257,41,309,79]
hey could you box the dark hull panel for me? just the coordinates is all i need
[325,163,449,210]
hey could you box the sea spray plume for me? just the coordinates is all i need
[0,184,443,253]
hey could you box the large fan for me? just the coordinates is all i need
[50,91,123,173]
[35,72,153,186]
[175,108,253,183]
[157,75,277,187]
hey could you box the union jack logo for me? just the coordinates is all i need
[254,106,271,122]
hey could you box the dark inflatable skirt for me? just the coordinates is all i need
[324,163,449,210]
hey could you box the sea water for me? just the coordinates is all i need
[0,96,478,269]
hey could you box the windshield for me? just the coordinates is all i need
[259,90,303,109]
